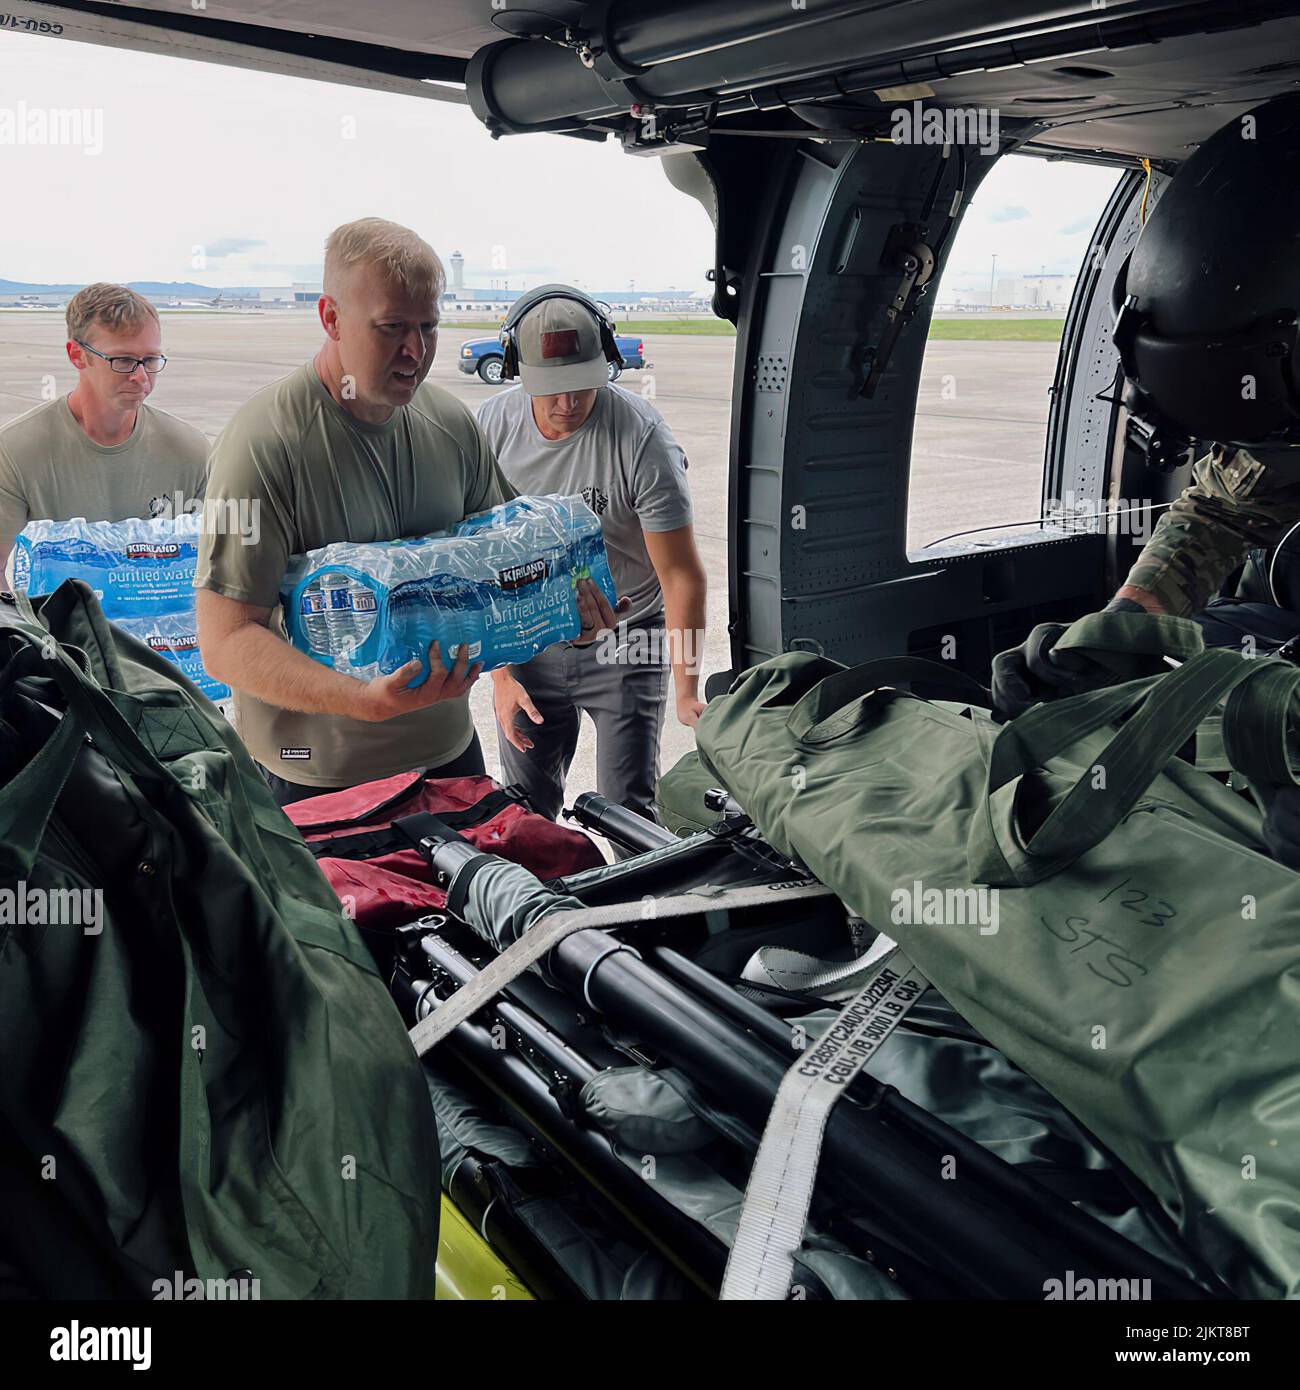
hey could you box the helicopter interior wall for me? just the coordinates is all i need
[708,131,1156,683]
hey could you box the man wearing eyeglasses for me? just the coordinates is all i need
[0,282,209,574]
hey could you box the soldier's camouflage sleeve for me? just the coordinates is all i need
[1119,447,1300,616]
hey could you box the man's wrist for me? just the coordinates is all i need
[341,681,373,721]
[1110,585,1166,615]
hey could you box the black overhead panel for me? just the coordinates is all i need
[464,0,1273,135]
[22,2,1300,150]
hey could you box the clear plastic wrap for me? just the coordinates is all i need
[280,494,618,684]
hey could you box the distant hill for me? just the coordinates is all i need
[0,279,263,296]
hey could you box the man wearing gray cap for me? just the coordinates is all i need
[477,285,706,826]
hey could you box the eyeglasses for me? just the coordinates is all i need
[76,339,168,375]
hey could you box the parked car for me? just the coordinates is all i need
[458,331,649,384]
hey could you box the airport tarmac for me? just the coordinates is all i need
[0,312,1055,814]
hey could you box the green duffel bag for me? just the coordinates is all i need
[655,749,724,836]
[696,632,1300,1299]
[0,581,438,1299]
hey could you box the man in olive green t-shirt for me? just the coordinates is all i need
[0,283,209,576]
[196,218,619,806]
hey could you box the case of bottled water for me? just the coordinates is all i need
[280,494,618,684]
[15,514,201,620]
[14,515,233,715]
[112,613,232,705]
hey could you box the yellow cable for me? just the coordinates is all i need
[1139,157,1152,224]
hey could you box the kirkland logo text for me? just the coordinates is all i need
[126,542,181,560]
[498,559,547,590]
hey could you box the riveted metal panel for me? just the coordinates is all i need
[729,137,986,670]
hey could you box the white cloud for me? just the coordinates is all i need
[942,156,1121,285]
[0,31,716,293]
[203,236,267,260]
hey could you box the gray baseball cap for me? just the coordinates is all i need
[514,294,609,395]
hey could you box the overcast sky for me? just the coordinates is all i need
[0,29,1119,295]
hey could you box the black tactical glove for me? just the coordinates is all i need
[1262,786,1300,871]
[990,621,1117,720]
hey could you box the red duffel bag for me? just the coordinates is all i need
[284,771,605,937]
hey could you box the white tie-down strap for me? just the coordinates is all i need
[720,949,930,1301]
[408,878,836,1057]
[741,931,899,1002]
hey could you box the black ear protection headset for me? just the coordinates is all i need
[1111,251,1300,472]
[1106,92,1300,467]
[498,283,622,380]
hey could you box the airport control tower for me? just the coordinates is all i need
[449,250,465,291]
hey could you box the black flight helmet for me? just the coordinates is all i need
[1112,94,1300,450]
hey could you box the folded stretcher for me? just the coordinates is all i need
[387,789,1225,1301]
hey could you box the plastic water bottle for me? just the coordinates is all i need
[298,569,381,660]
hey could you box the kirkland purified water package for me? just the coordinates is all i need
[15,514,202,620]
[14,514,234,715]
[113,614,233,706]
[280,494,618,684]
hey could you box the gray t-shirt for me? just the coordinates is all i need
[476,384,692,625]
[0,395,209,552]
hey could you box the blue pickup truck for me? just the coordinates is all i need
[458,332,649,385]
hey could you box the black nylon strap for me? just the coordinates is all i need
[305,825,410,862]
[393,811,470,854]
[432,789,519,830]
[303,788,518,858]
[788,656,990,744]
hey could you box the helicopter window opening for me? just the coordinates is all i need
[905,153,1122,558]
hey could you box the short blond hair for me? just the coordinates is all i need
[323,218,445,303]
[66,283,159,342]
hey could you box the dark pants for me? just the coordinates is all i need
[495,621,670,829]
[259,731,487,808]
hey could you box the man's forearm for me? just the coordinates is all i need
[1117,497,1247,617]
[661,569,706,697]
[203,617,369,718]
[1117,449,1300,617]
